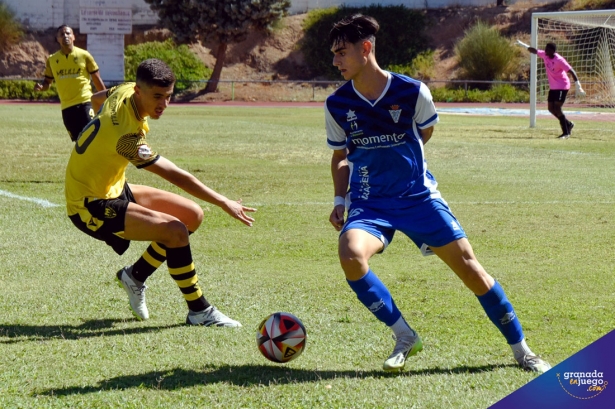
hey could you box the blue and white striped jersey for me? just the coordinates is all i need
[325,72,440,208]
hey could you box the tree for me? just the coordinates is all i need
[301,5,428,80]
[144,0,290,93]
[0,1,23,52]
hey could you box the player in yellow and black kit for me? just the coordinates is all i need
[65,58,256,327]
[35,25,106,141]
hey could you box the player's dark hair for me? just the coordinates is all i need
[545,42,557,52]
[56,25,71,35]
[136,59,176,87]
[55,25,72,44]
[329,14,379,49]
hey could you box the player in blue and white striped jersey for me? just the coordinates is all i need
[325,14,551,374]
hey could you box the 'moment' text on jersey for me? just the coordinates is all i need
[65,82,160,216]
[325,72,440,208]
[44,46,100,109]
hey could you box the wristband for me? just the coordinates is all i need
[575,80,582,87]
[334,196,346,207]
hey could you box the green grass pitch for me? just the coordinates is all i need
[0,103,614,408]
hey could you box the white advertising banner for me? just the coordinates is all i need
[79,0,130,83]
[79,7,132,34]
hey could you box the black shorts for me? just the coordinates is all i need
[547,90,568,103]
[62,102,95,142]
[68,184,136,255]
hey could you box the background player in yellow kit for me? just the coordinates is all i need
[65,58,255,326]
[35,25,106,141]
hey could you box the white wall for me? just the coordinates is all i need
[87,34,125,81]
[4,0,158,30]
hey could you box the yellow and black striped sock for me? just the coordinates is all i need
[167,244,209,312]
[132,242,167,283]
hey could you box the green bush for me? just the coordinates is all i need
[0,80,58,100]
[490,83,528,102]
[454,21,520,85]
[430,83,529,103]
[301,5,429,80]
[0,1,24,51]
[124,39,212,93]
[387,50,436,81]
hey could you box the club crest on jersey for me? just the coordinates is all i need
[346,109,357,122]
[73,56,79,64]
[389,105,401,123]
[137,145,152,160]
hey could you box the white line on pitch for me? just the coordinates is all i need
[248,200,615,206]
[452,200,615,205]
[0,189,60,208]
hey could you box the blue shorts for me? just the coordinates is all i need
[340,198,467,253]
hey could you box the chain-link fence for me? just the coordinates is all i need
[1,77,532,102]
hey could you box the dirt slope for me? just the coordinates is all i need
[0,2,569,99]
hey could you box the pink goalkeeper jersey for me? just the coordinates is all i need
[537,50,572,90]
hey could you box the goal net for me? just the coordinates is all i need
[529,10,615,127]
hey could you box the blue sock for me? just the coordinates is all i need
[347,270,401,326]
[476,281,524,344]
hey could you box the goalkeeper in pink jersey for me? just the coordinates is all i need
[517,40,585,139]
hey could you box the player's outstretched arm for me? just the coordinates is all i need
[516,39,537,54]
[146,156,256,226]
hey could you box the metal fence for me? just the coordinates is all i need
[135,79,531,102]
[1,77,531,102]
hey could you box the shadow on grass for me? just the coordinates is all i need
[35,363,519,396]
[0,319,183,343]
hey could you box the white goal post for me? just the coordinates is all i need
[530,10,615,127]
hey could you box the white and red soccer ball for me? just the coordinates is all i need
[256,312,307,363]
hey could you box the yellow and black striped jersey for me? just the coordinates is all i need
[65,82,160,216]
[44,46,99,109]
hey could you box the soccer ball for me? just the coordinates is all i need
[256,312,307,363]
